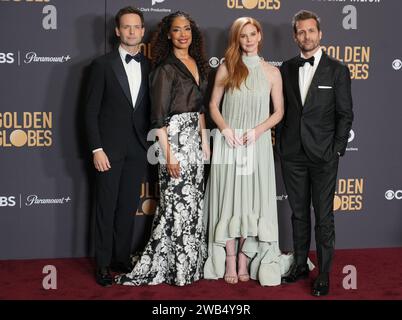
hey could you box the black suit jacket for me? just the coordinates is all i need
[85,50,150,160]
[278,51,354,163]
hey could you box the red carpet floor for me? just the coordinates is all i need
[0,248,401,300]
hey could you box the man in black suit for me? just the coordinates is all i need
[278,10,353,296]
[85,6,150,287]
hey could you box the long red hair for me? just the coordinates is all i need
[223,17,263,91]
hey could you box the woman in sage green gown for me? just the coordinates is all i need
[203,17,299,286]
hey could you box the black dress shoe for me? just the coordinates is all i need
[110,263,132,274]
[95,267,113,287]
[311,273,330,297]
[281,263,310,284]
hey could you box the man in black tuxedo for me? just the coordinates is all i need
[85,7,150,287]
[278,10,353,296]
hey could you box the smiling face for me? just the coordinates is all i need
[239,23,261,55]
[115,13,145,52]
[294,18,322,55]
[168,16,192,51]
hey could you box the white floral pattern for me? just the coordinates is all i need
[116,112,207,286]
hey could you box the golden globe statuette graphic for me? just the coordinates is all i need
[0,112,52,148]
[333,194,343,212]
[242,0,258,9]
[135,181,159,216]
[333,178,364,212]
[227,0,280,10]
[9,129,28,147]
[141,198,158,215]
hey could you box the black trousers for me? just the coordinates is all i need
[281,150,339,273]
[94,133,146,269]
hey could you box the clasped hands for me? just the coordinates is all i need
[221,127,263,148]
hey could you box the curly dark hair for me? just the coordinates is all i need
[150,11,209,78]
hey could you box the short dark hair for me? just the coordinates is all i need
[292,10,321,33]
[115,6,144,28]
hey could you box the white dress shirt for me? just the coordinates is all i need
[118,45,142,107]
[92,46,142,154]
[299,48,322,106]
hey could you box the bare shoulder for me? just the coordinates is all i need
[261,60,281,81]
[214,62,228,80]
[217,62,228,74]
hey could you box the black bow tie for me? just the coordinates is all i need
[297,56,315,67]
[125,53,142,64]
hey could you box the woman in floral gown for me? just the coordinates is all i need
[115,11,209,286]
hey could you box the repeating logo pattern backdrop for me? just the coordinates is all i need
[0,0,401,259]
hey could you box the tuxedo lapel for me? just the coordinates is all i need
[303,53,330,110]
[111,51,133,106]
[133,60,147,111]
[289,59,303,110]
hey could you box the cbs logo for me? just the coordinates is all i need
[348,129,355,143]
[392,59,402,71]
[209,57,225,68]
[385,190,402,200]
[0,196,16,207]
[0,53,15,64]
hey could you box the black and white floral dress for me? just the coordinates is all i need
[116,54,207,286]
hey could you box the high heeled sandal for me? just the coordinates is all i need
[224,254,238,284]
[238,252,250,282]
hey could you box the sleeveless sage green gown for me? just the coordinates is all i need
[203,55,295,286]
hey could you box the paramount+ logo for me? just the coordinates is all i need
[0,112,53,148]
[227,0,281,10]
[333,178,364,212]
